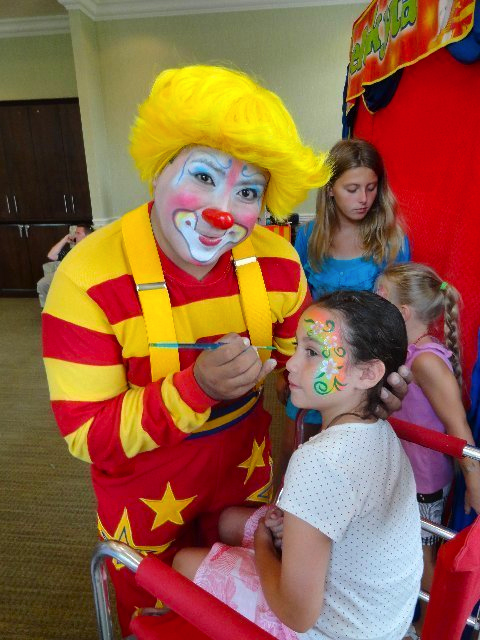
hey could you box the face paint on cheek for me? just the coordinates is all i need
[174,211,196,230]
[165,191,202,214]
[302,313,348,395]
[244,210,262,228]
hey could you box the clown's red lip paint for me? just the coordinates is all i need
[199,235,223,247]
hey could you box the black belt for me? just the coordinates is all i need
[417,488,444,503]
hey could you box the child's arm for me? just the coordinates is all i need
[412,352,480,514]
[254,511,331,632]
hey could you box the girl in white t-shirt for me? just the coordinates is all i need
[173,290,423,640]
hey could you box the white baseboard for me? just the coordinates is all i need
[298,213,315,224]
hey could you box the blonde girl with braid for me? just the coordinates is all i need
[376,262,480,638]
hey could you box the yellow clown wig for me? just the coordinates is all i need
[130,65,330,220]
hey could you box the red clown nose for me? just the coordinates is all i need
[202,208,234,230]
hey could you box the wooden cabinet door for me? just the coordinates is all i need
[58,102,92,220]
[0,100,92,224]
[0,135,13,221]
[0,106,44,221]
[25,223,70,284]
[0,224,33,290]
[29,103,72,221]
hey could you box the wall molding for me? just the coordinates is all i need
[0,15,70,38]
[58,0,365,21]
[0,0,364,35]
[298,212,315,223]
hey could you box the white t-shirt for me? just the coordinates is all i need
[278,419,422,640]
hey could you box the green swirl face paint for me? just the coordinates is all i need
[303,311,347,395]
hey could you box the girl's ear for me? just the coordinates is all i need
[327,185,333,198]
[399,304,411,323]
[355,359,386,390]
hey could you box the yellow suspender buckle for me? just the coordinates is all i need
[136,282,167,291]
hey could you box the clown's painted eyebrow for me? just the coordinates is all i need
[178,150,267,192]
[175,151,232,184]
[188,151,233,173]
[241,166,268,185]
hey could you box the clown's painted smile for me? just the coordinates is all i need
[173,210,248,263]
[151,146,268,279]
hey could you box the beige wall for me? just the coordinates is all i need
[0,33,76,100]
[97,5,360,217]
[0,4,362,220]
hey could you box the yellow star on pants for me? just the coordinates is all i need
[141,482,197,530]
[238,438,266,484]
[245,456,274,503]
[97,508,173,570]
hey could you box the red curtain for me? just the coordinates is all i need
[354,48,480,395]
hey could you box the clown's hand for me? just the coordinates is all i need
[374,365,412,419]
[194,334,276,401]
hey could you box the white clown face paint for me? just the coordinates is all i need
[151,146,268,277]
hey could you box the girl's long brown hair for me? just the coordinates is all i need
[308,139,407,270]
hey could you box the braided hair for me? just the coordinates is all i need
[381,263,462,388]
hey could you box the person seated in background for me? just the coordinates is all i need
[37,224,93,307]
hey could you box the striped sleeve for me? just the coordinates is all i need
[43,267,216,473]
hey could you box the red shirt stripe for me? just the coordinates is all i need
[88,274,142,325]
[43,313,123,365]
[258,257,301,293]
[141,383,191,447]
[52,398,111,436]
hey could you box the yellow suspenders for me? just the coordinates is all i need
[122,204,272,382]
[231,237,272,366]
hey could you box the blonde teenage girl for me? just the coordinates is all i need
[295,138,409,298]
[284,138,410,445]
[377,262,480,637]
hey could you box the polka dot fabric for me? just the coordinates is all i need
[278,420,423,640]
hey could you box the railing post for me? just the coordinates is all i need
[91,541,143,640]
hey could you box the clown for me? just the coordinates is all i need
[42,65,407,635]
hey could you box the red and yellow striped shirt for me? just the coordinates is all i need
[42,208,309,474]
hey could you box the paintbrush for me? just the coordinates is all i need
[149,341,275,350]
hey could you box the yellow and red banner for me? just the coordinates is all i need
[346,0,475,111]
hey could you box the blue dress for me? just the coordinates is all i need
[294,221,411,299]
[286,221,411,423]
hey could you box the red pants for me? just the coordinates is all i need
[92,401,272,635]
